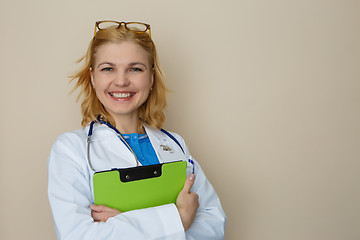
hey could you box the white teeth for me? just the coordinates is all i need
[110,92,133,98]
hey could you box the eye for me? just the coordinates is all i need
[101,67,113,72]
[130,67,143,72]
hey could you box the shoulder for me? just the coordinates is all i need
[48,127,90,170]
[144,125,186,144]
[165,131,185,144]
[50,127,89,155]
[54,127,88,145]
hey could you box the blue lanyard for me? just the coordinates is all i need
[87,120,195,174]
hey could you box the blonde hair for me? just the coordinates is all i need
[70,26,168,131]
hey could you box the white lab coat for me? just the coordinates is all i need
[48,123,226,240]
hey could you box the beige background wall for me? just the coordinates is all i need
[0,0,359,239]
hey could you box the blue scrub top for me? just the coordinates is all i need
[121,133,160,166]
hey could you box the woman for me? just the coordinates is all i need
[48,21,226,240]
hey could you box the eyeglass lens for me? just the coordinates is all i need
[98,22,148,32]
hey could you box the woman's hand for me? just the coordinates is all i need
[176,174,199,231]
[90,204,122,222]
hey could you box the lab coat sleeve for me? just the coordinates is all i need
[171,133,227,240]
[48,132,185,240]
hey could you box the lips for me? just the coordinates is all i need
[109,92,135,98]
[108,92,136,101]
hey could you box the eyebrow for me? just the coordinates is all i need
[97,62,116,68]
[129,62,148,68]
[97,62,148,69]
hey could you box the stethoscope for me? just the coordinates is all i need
[87,118,195,173]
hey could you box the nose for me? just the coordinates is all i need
[113,70,130,87]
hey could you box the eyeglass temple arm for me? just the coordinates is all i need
[94,22,97,37]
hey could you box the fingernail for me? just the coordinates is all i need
[189,174,195,181]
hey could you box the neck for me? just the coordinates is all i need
[112,114,144,134]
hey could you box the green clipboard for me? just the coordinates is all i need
[93,161,187,212]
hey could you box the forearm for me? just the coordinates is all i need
[185,208,227,240]
[50,201,185,240]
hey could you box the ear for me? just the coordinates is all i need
[90,67,95,87]
[150,68,154,89]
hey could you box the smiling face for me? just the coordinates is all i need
[90,41,154,125]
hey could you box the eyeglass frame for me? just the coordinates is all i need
[94,20,151,38]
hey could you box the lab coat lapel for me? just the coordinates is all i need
[89,124,137,171]
[144,125,187,164]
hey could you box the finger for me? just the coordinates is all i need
[90,204,99,211]
[90,204,106,212]
[92,212,106,222]
[190,192,199,200]
[91,211,99,221]
[182,174,195,193]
